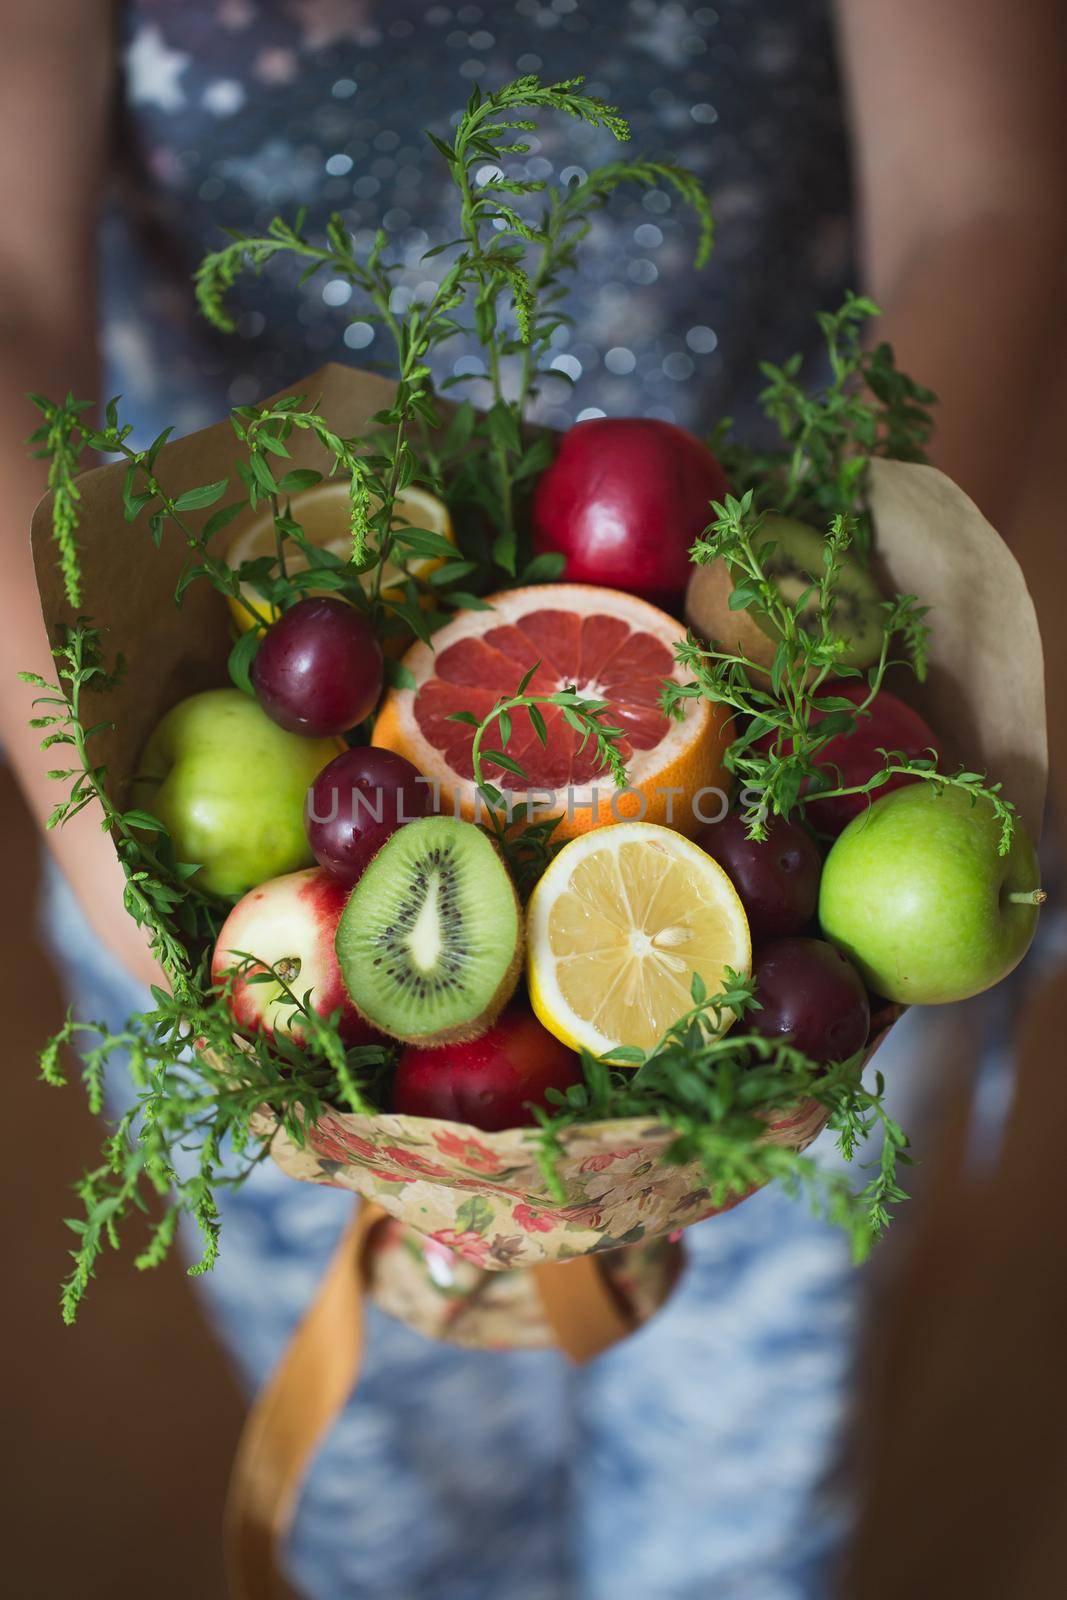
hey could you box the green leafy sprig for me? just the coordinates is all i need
[41,947,391,1325]
[718,292,937,552]
[448,658,629,894]
[665,488,1015,849]
[21,624,222,990]
[534,971,910,1262]
[195,77,715,590]
[433,84,712,572]
[28,393,93,608]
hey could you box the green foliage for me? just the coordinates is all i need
[718,292,937,553]
[534,971,910,1262]
[43,970,392,1325]
[665,489,1015,851]
[35,78,716,671]
[28,392,93,608]
[194,77,715,586]
[22,625,222,989]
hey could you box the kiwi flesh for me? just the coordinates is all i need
[685,514,884,673]
[335,815,522,1045]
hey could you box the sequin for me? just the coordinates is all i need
[686,324,718,353]
[109,0,852,512]
[605,346,637,375]
[321,279,353,307]
[663,351,695,380]
[550,353,582,381]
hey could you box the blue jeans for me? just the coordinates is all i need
[43,859,956,1600]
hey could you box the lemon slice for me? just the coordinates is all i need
[527,821,751,1056]
[225,481,454,632]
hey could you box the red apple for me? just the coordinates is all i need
[755,682,941,836]
[530,417,728,607]
[393,1002,583,1130]
[211,867,375,1047]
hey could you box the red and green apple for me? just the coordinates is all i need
[211,866,376,1046]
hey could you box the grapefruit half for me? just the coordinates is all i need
[371,583,732,841]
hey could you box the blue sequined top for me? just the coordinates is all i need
[108,0,852,440]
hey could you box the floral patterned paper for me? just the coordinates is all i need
[250,1096,833,1272]
[364,1215,685,1350]
[246,1009,903,1346]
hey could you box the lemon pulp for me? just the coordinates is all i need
[528,823,751,1056]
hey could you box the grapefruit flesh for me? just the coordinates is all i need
[372,584,731,840]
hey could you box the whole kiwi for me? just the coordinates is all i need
[685,514,885,674]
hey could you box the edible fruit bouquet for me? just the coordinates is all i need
[29,78,1046,1369]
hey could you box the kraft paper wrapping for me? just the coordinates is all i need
[31,366,1048,1337]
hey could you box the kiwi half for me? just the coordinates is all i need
[685,514,884,673]
[335,815,522,1045]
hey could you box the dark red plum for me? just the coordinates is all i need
[696,813,821,943]
[252,596,383,737]
[305,746,430,886]
[750,937,870,1064]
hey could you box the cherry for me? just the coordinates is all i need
[305,746,431,886]
[749,937,870,1064]
[393,1003,583,1130]
[696,812,821,943]
[252,596,384,737]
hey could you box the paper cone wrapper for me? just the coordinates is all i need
[32,365,1048,1340]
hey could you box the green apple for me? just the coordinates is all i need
[134,689,340,898]
[818,783,1044,1004]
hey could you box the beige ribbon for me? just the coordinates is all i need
[224,1201,640,1600]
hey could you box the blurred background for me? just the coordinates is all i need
[4,3,1066,1597]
